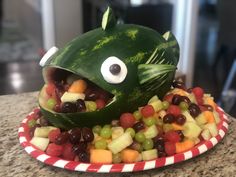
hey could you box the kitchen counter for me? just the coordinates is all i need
[0,92,235,177]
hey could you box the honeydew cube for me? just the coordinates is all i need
[213,111,221,124]
[30,137,49,151]
[148,95,159,104]
[148,100,163,112]
[204,123,218,137]
[141,149,158,161]
[61,92,85,103]
[183,122,202,139]
[144,125,158,139]
[108,132,133,154]
[182,111,196,123]
[201,129,211,140]
[34,126,57,138]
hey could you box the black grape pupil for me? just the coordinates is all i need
[109,64,121,75]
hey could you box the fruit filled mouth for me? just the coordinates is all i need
[41,68,114,113]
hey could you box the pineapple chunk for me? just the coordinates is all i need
[142,149,158,161]
[61,92,85,102]
[30,137,49,151]
[204,123,218,137]
[182,111,196,123]
[183,122,202,139]
[108,132,133,154]
[111,127,124,140]
[34,126,57,138]
[213,111,221,124]
[144,125,158,139]
[195,113,208,125]
[201,129,211,140]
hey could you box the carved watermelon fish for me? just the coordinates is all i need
[39,7,179,129]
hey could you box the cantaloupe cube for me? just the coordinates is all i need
[121,149,140,163]
[90,149,112,164]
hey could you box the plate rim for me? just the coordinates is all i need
[18,107,229,173]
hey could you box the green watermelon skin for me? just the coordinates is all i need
[40,24,179,129]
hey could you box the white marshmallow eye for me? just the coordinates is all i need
[101,56,128,84]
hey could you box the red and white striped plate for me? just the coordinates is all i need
[18,107,229,173]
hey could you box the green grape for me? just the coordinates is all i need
[95,139,107,149]
[112,153,122,163]
[85,101,97,112]
[103,124,111,129]
[163,123,173,133]
[142,139,154,150]
[162,101,170,110]
[133,110,142,120]
[92,125,102,134]
[135,132,146,143]
[179,101,189,111]
[28,119,37,128]
[47,98,56,110]
[143,117,156,127]
[125,128,135,138]
[100,127,112,139]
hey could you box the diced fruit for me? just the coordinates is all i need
[30,137,50,151]
[108,132,133,154]
[85,101,97,112]
[170,88,188,96]
[163,113,175,124]
[167,105,181,117]
[46,143,63,156]
[135,132,146,143]
[163,124,174,133]
[179,101,189,111]
[129,141,143,152]
[141,149,157,161]
[175,114,186,125]
[201,129,211,140]
[143,117,156,126]
[132,121,145,132]
[90,149,112,164]
[46,83,56,96]
[100,126,112,139]
[141,105,155,118]
[182,111,196,123]
[203,111,215,123]
[112,127,124,139]
[204,123,218,137]
[34,126,57,138]
[182,122,202,139]
[92,125,102,134]
[68,79,87,93]
[188,93,197,104]
[121,149,140,163]
[133,110,142,120]
[112,153,122,163]
[213,111,221,124]
[188,103,201,117]
[28,119,37,128]
[163,94,174,103]
[164,130,181,143]
[48,128,61,143]
[95,99,106,109]
[162,101,170,110]
[172,94,182,105]
[62,143,76,160]
[55,132,69,145]
[148,95,159,104]
[119,113,136,129]
[95,139,108,149]
[46,98,57,110]
[82,127,94,142]
[203,96,216,110]
[175,139,194,153]
[61,92,85,103]
[195,113,208,125]
[148,100,163,112]
[172,80,186,90]
[66,74,80,85]
[125,128,135,138]
[192,87,204,99]
[68,128,81,144]
[61,102,77,113]
[164,142,176,156]
[171,123,184,131]
[142,139,154,150]
[143,125,158,139]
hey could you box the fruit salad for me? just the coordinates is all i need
[29,80,221,164]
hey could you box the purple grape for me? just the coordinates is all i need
[132,121,145,132]
[61,102,77,113]
[72,142,87,154]
[188,103,201,117]
[82,127,94,142]
[163,114,175,124]
[68,128,81,144]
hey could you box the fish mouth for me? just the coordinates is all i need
[40,67,115,113]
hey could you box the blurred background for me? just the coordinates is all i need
[0,0,235,116]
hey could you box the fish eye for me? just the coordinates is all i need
[101,56,127,84]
